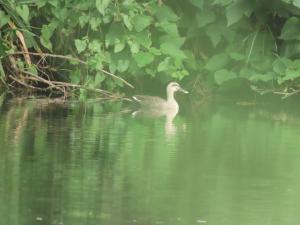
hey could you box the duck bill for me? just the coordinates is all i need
[179,87,189,94]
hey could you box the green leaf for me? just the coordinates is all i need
[133,31,152,49]
[40,22,58,50]
[205,53,230,71]
[273,58,292,75]
[122,14,133,30]
[0,10,9,28]
[75,39,87,53]
[240,67,256,79]
[96,0,111,15]
[281,59,300,82]
[156,21,178,34]
[188,0,204,9]
[196,11,216,28]
[293,0,300,8]
[70,69,81,84]
[206,23,224,47]
[226,1,254,26]
[160,43,186,59]
[249,72,276,82]
[132,15,152,32]
[280,17,300,40]
[89,17,102,31]
[117,59,130,72]
[133,52,154,67]
[95,72,105,85]
[128,40,140,54]
[106,23,125,47]
[152,4,179,22]
[16,5,29,23]
[79,14,90,28]
[88,40,102,53]
[114,39,125,53]
[214,69,237,84]
[158,57,171,72]
[229,52,245,61]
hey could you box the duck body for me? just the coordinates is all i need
[132,82,188,113]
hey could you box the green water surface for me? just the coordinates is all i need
[1,99,300,225]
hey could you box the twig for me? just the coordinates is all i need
[19,69,118,98]
[4,51,134,89]
[8,21,32,66]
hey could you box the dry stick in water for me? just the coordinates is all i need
[7,51,134,89]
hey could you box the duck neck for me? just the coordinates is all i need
[167,89,175,103]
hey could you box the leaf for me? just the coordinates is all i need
[132,15,152,32]
[16,5,29,23]
[88,40,102,53]
[229,52,245,61]
[96,0,111,15]
[89,17,102,31]
[79,14,90,28]
[280,17,300,40]
[281,59,300,82]
[117,59,130,72]
[283,41,300,57]
[205,53,230,71]
[122,13,133,30]
[160,43,186,59]
[188,0,204,9]
[75,39,87,53]
[196,11,216,28]
[158,57,171,72]
[206,23,224,47]
[156,21,178,34]
[226,1,254,26]
[293,0,300,8]
[133,31,152,48]
[152,4,179,22]
[40,21,58,50]
[249,72,276,82]
[95,72,105,85]
[114,39,125,53]
[240,67,256,79]
[128,40,140,54]
[133,52,154,67]
[214,69,237,84]
[0,10,9,28]
[272,58,291,75]
[106,23,125,47]
[70,69,81,84]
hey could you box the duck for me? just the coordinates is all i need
[132,82,188,112]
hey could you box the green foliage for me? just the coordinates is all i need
[4,0,300,96]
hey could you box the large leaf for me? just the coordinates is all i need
[96,0,111,15]
[226,1,254,26]
[205,53,230,71]
[132,15,152,32]
[249,72,276,82]
[196,11,216,28]
[105,23,125,47]
[133,52,154,67]
[0,10,9,28]
[214,69,237,84]
[16,5,29,23]
[280,17,300,40]
[152,4,179,22]
[75,39,87,53]
[188,0,204,9]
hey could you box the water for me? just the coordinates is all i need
[1,98,300,225]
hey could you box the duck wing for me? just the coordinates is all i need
[132,95,166,108]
